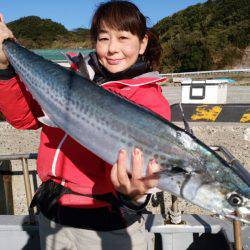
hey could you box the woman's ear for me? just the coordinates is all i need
[139,35,148,55]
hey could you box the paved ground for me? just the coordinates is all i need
[162,86,250,105]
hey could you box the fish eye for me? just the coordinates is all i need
[227,194,243,207]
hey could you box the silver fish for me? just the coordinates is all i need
[3,40,250,223]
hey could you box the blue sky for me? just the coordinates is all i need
[1,0,206,30]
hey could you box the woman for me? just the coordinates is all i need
[0,1,171,249]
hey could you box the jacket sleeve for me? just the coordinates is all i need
[0,68,43,130]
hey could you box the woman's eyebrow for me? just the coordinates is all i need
[98,29,108,34]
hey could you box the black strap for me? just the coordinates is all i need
[179,103,193,134]
[30,180,150,215]
[30,180,70,214]
[30,180,121,214]
[118,192,151,211]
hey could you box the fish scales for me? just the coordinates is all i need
[3,40,250,223]
[6,41,199,169]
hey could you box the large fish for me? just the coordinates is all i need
[3,40,250,223]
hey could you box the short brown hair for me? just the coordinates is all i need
[90,1,162,70]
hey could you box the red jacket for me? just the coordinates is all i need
[0,68,171,208]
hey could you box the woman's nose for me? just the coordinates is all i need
[108,38,120,54]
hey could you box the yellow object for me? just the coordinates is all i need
[191,105,222,121]
[240,111,250,123]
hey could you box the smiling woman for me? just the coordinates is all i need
[0,1,171,250]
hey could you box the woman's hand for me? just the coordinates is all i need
[0,13,14,69]
[111,148,160,202]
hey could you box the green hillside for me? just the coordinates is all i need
[155,0,250,72]
[7,16,91,49]
[5,0,250,71]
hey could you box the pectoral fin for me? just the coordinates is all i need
[38,113,58,127]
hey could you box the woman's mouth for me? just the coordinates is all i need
[106,59,123,65]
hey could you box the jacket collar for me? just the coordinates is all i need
[101,75,167,87]
[64,51,166,86]
[88,52,151,85]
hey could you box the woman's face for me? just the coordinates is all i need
[96,25,148,73]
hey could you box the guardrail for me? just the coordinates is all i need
[160,69,250,78]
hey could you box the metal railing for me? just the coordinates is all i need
[0,153,37,224]
[160,68,250,78]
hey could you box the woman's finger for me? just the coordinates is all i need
[143,160,160,189]
[131,148,143,179]
[147,159,160,176]
[110,163,120,188]
[117,149,130,187]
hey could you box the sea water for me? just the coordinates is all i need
[33,49,93,61]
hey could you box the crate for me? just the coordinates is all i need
[181,79,228,104]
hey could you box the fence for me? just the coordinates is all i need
[0,153,37,224]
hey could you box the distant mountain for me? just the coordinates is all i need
[155,0,250,72]
[7,16,91,49]
[6,0,250,71]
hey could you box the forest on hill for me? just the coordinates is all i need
[7,16,91,49]
[155,0,249,72]
[6,0,250,72]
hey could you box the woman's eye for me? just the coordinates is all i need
[120,36,128,40]
[98,37,109,41]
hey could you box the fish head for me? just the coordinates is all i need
[189,179,250,224]
[157,168,250,224]
[162,128,250,223]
